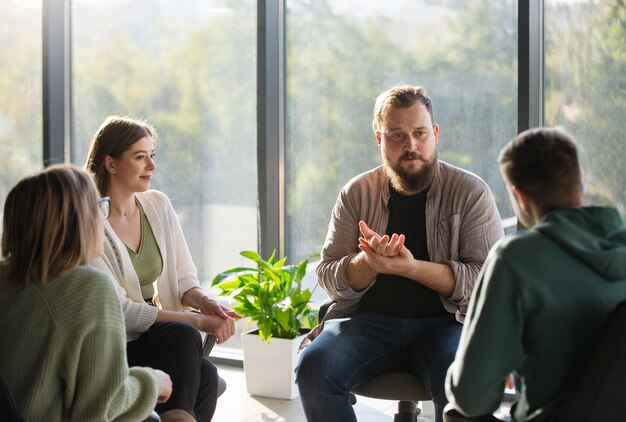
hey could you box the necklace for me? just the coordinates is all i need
[110,202,136,217]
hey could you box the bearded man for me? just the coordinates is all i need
[295,85,504,422]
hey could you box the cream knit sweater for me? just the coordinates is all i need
[92,190,201,341]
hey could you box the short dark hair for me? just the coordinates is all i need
[498,127,582,212]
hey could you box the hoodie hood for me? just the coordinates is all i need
[534,206,626,281]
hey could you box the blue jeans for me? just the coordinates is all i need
[295,312,462,422]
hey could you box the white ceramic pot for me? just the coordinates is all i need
[242,329,308,400]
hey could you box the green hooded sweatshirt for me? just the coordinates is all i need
[445,206,626,421]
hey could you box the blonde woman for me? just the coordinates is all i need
[0,164,171,421]
[86,116,240,422]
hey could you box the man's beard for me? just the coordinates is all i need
[383,150,437,193]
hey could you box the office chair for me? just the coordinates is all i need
[318,300,432,422]
[443,300,626,422]
[552,300,626,421]
[351,372,431,422]
[0,374,24,422]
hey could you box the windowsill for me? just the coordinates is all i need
[502,216,518,235]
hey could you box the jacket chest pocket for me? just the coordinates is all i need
[436,214,461,262]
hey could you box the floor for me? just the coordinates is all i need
[211,362,436,422]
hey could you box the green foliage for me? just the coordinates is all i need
[544,0,626,216]
[284,0,519,259]
[211,250,319,343]
[3,0,625,264]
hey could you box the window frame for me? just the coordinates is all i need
[43,0,544,256]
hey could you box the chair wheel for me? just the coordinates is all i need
[349,393,357,405]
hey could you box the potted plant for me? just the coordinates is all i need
[211,250,318,399]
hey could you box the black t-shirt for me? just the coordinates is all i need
[357,184,446,318]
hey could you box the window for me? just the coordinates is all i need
[545,0,626,215]
[0,0,42,229]
[5,0,624,362]
[71,0,258,283]
[285,0,518,261]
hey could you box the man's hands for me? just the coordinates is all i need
[358,221,416,277]
[353,221,456,297]
[155,369,172,404]
[358,221,405,257]
[345,221,412,291]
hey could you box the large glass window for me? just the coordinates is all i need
[285,0,518,261]
[545,0,626,216]
[0,0,42,231]
[71,0,258,283]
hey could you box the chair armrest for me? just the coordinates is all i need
[202,334,217,358]
[318,298,335,323]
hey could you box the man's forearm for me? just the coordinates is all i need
[345,252,378,292]
[407,260,455,297]
[354,246,456,296]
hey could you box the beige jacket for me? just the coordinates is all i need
[317,161,504,324]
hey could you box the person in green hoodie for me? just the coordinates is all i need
[444,127,626,421]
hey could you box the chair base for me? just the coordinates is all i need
[350,372,429,422]
[394,400,420,422]
[351,395,421,422]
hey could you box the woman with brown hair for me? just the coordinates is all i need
[85,116,240,422]
[0,164,171,421]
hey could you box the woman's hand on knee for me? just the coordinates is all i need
[194,314,236,344]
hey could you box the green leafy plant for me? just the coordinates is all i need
[211,250,319,343]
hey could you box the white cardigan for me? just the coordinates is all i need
[92,190,200,341]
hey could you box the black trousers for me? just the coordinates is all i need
[127,321,218,421]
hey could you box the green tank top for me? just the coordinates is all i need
[126,203,163,301]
